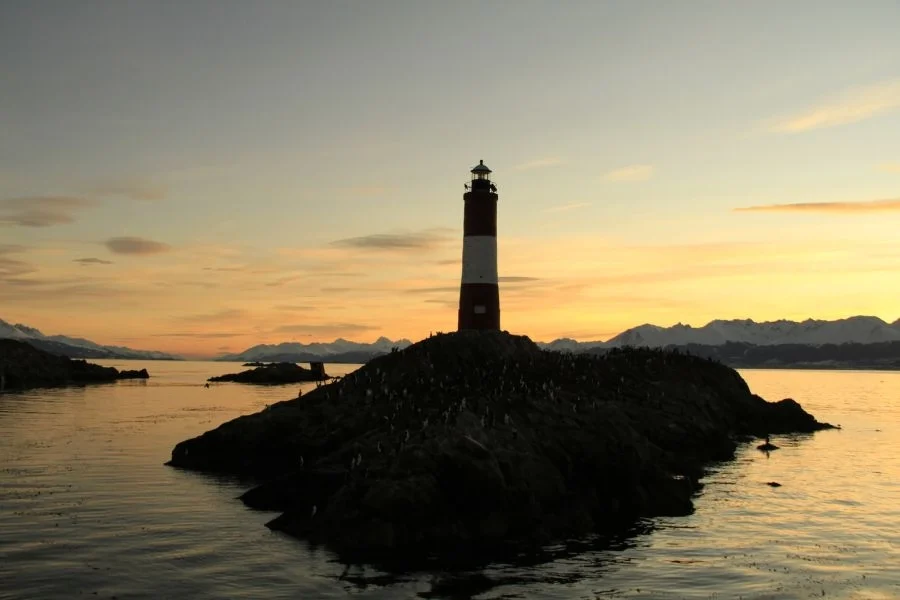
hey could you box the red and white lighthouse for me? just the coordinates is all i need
[458,160,500,331]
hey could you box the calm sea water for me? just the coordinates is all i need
[1,361,898,599]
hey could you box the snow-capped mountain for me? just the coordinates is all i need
[218,316,900,362]
[597,316,900,350]
[216,336,414,362]
[536,337,607,353]
[0,318,181,360]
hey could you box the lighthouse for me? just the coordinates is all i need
[458,160,500,331]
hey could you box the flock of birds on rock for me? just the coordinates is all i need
[260,334,785,488]
[221,332,794,495]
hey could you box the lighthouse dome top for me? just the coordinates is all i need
[470,160,492,174]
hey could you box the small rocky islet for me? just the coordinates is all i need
[0,338,149,391]
[167,330,834,562]
[208,361,329,384]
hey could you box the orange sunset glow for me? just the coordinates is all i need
[2,2,899,358]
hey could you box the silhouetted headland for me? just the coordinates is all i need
[208,361,329,384]
[168,330,834,563]
[0,338,149,391]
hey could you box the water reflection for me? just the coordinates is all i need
[0,363,897,599]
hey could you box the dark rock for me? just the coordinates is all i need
[208,362,329,384]
[118,368,150,379]
[167,330,834,562]
[0,339,151,391]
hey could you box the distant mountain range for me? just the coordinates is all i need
[5,315,900,367]
[216,316,900,365]
[602,316,900,348]
[215,336,414,363]
[0,319,181,360]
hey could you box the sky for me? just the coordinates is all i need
[2,1,900,358]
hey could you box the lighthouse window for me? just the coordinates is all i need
[474,305,486,314]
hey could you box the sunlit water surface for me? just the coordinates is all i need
[1,362,898,599]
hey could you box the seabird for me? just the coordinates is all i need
[757,435,779,451]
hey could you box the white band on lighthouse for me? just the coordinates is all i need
[461,235,498,285]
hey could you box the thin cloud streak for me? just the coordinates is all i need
[405,285,459,295]
[735,198,900,213]
[152,332,242,338]
[175,309,248,323]
[603,165,654,182]
[0,196,98,227]
[331,228,454,252]
[74,257,114,265]
[771,79,900,133]
[512,157,564,171]
[105,236,172,255]
[275,322,377,336]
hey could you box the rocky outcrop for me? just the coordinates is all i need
[118,368,150,379]
[208,362,329,384]
[0,339,151,391]
[168,330,833,561]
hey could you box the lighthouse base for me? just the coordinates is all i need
[457,283,500,331]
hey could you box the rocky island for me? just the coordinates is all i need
[0,338,150,391]
[168,330,834,562]
[208,361,329,384]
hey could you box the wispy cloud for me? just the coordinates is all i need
[404,285,459,295]
[202,266,246,272]
[877,163,900,173]
[735,198,900,213]
[770,80,900,133]
[542,202,591,213]
[105,236,172,255]
[602,165,654,182]
[275,322,377,337]
[499,276,540,283]
[330,228,455,252]
[512,157,564,171]
[151,332,242,338]
[176,309,248,323]
[0,245,35,278]
[74,257,114,266]
[88,177,167,201]
[423,298,456,308]
[0,196,98,227]
[273,304,319,312]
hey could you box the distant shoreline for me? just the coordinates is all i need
[90,356,900,373]
[734,363,900,372]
